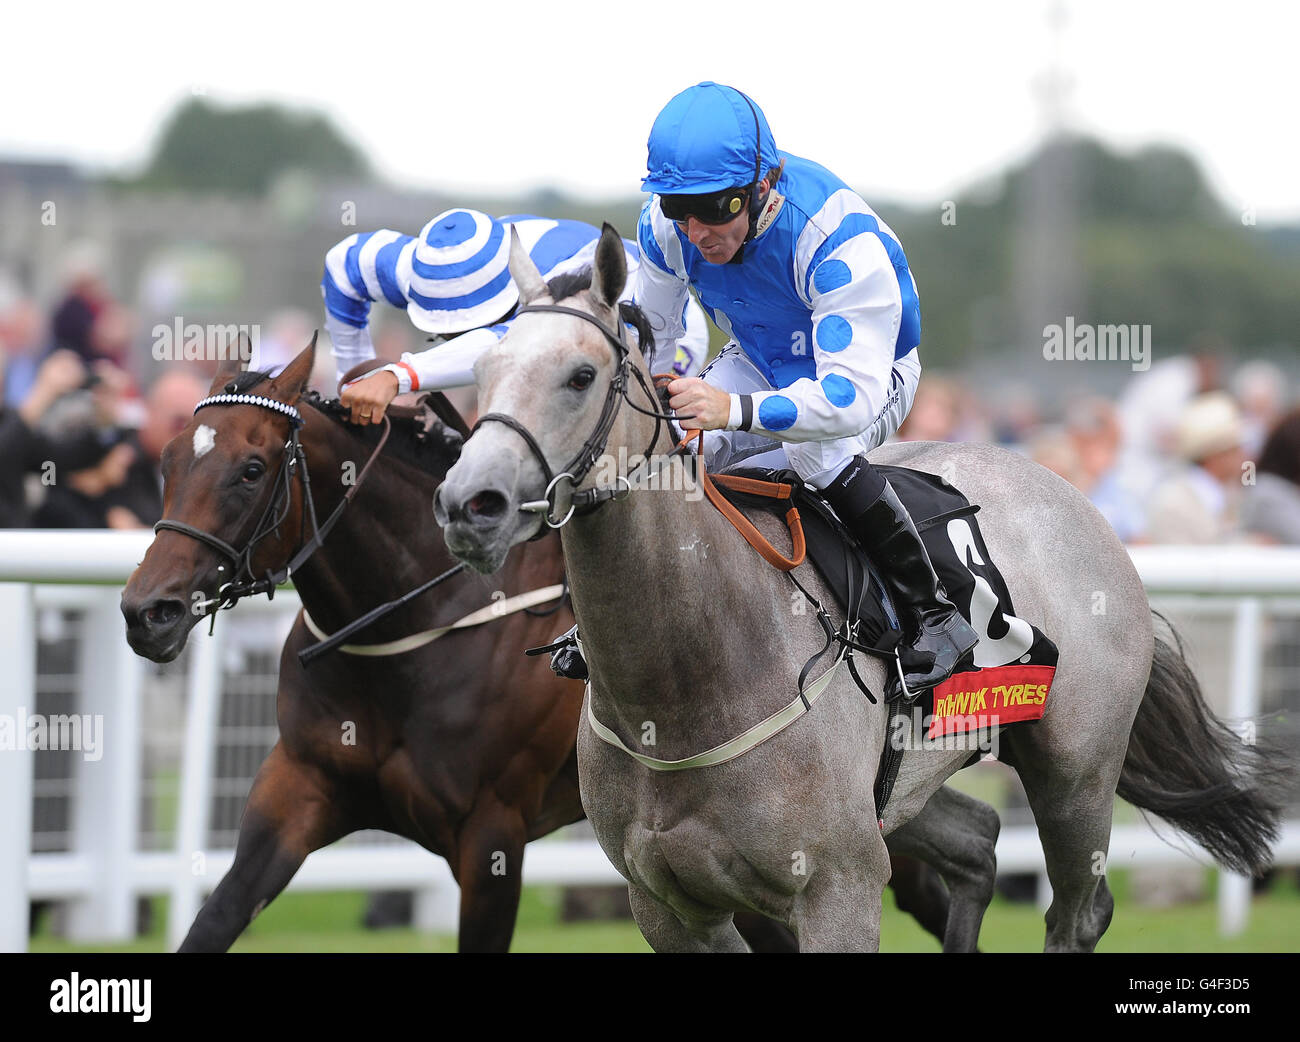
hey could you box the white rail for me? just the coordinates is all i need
[1,532,1297,952]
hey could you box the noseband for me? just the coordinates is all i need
[154,391,389,617]
[470,303,674,528]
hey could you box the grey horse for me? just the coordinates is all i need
[433,224,1283,952]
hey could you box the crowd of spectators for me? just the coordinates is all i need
[3,242,1295,549]
[897,353,1296,548]
[1,247,226,532]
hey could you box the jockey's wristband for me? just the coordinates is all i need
[382,361,420,394]
[728,394,754,432]
[340,363,417,396]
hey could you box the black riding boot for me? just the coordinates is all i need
[821,457,978,695]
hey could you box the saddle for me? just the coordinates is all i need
[714,463,1061,815]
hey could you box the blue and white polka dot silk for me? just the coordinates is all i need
[635,149,922,450]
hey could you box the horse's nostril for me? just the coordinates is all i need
[433,486,455,525]
[466,490,508,524]
[142,599,184,630]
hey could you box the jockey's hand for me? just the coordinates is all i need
[663,377,731,432]
[341,369,399,426]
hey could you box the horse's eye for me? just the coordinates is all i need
[568,366,596,391]
[242,461,265,483]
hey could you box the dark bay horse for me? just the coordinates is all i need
[122,345,586,951]
[120,339,956,952]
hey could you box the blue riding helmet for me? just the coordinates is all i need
[642,82,780,197]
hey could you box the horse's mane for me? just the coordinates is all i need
[545,270,657,359]
[302,391,465,479]
[222,368,463,480]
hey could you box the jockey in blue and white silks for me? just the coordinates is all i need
[321,209,708,423]
[634,82,978,695]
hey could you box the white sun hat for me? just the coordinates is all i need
[405,208,517,335]
[1175,392,1245,462]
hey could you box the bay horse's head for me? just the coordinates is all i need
[433,224,660,574]
[121,340,317,661]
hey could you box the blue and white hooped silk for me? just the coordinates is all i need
[404,209,516,334]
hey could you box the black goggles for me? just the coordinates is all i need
[659,186,750,226]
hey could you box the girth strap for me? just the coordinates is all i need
[300,583,566,658]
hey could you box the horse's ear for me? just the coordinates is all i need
[209,349,244,393]
[589,223,626,311]
[270,332,318,401]
[508,226,547,307]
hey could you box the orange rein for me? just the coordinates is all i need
[679,429,807,572]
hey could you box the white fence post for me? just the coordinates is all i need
[1219,597,1263,935]
[412,873,460,934]
[168,622,224,951]
[67,587,143,942]
[0,584,35,953]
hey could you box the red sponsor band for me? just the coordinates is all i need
[926,664,1057,738]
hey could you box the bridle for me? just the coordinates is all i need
[154,390,390,619]
[470,303,680,528]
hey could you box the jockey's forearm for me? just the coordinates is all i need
[326,312,376,385]
[385,327,499,393]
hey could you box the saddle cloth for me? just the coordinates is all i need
[715,464,1059,739]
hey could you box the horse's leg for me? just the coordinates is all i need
[887,786,1000,952]
[789,869,885,952]
[1001,730,1119,952]
[787,825,889,952]
[626,883,750,953]
[178,742,347,952]
[888,856,953,946]
[453,803,528,953]
[733,910,799,952]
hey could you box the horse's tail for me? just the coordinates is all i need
[1117,612,1290,876]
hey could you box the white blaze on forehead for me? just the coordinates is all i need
[193,424,217,459]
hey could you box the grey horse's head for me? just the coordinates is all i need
[433,224,638,573]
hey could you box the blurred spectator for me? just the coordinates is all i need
[50,242,113,364]
[1115,353,1219,504]
[897,374,961,442]
[1145,392,1248,544]
[1231,360,1288,457]
[1065,397,1145,542]
[35,368,205,529]
[990,382,1042,450]
[0,351,116,527]
[1242,409,1300,545]
[0,281,47,407]
[1027,428,1083,486]
[249,307,315,379]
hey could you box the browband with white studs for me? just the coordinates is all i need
[194,393,303,427]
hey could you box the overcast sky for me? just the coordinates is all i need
[3,0,1296,221]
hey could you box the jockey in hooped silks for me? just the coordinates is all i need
[632,81,978,695]
[324,209,709,424]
